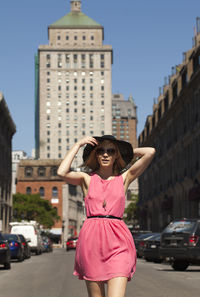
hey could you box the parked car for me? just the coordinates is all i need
[3,234,24,262]
[143,233,163,263]
[0,233,11,269]
[10,221,43,255]
[134,233,154,258]
[18,234,31,259]
[42,236,53,253]
[160,218,200,271]
[66,237,78,251]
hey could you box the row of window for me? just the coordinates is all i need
[46,54,105,69]
[47,78,104,84]
[25,166,57,177]
[56,35,95,41]
[47,100,105,107]
[26,186,58,197]
[46,93,105,100]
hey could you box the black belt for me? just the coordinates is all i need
[87,215,122,220]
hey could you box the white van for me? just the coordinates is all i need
[10,221,42,255]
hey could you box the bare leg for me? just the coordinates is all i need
[107,277,128,297]
[85,280,106,297]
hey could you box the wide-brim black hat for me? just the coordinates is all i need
[83,135,134,167]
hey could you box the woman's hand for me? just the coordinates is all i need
[77,136,98,148]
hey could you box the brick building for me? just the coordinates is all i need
[138,23,200,231]
[112,93,138,202]
[16,159,85,240]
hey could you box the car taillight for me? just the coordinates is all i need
[22,242,26,246]
[0,243,6,248]
[140,241,145,247]
[14,242,19,247]
[66,242,70,245]
[189,235,199,246]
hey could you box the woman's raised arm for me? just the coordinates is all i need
[123,147,156,186]
[57,136,98,185]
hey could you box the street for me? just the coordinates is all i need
[0,248,200,297]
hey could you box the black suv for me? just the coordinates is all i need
[160,218,200,271]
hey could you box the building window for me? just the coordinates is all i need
[81,54,86,68]
[74,36,78,40]
[82,36,86,40]
[26,187,32,195]
[65,54,70,68]
[91,36,94,40]
[57,54,62,68]
[89,54,94,68]
[39,187,45,197]
[52,187,58,197]
[100,54,104,68]
[46,54,51,68]
[25,167,33,177]
[66,35,69,40]
[73,54,78,68]
[38,167,46,177]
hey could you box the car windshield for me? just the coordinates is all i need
[18,235,25,241]
[137,233,153,239]
[164,221,196,233]
[3,234,18,241]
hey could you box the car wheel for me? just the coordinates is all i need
[171,259,189,271]
[4,262,11,270]
[18,252,24,262]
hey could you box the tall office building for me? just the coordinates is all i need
[112,94,138,198]
[112,94,138,149]
[35,0,113,164]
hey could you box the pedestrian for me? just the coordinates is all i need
[57,135,155,297]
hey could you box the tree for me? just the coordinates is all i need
[124,194,138,225]
[13,193,60,229]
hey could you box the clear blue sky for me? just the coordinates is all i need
[0,0,199,155]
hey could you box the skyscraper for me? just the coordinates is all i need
[35,0,113,164]
[112,94,138,149]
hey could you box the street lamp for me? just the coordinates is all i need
[62,220,65,248]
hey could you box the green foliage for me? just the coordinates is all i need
[13,193,60,229]
[124,194,138,224]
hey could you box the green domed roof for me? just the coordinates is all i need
[49,12,102,29]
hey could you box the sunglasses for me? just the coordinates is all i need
[96,148,116,156]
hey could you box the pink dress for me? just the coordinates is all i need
[73,173,137,282]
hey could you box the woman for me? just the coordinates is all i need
[57,135,155,297]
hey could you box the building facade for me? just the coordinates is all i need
[16,159,84,240]
[112,94,138,149]
[35,0,113,166]
[0,93,16,232]
[112,93,138,201]
[138,28,200,231]
[12,151,28,194]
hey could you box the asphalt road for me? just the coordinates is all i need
[0,248,200,297]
